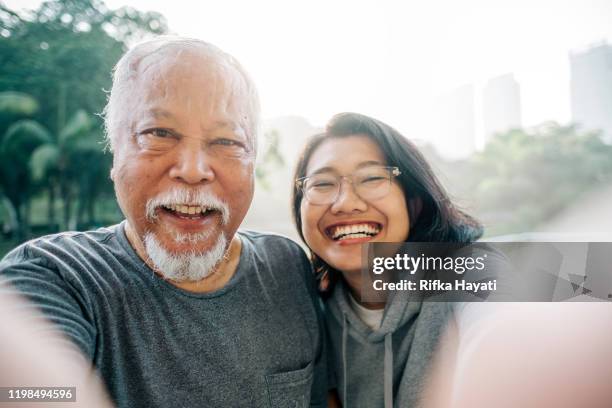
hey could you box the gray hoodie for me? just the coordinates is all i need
[325,280,453,408]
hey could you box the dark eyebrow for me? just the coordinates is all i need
[308,160,385,176]
[309,166,336,176]
[356,160,385,169]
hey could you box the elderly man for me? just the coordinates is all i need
[0,37,326,407]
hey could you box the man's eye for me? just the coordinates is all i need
[147,128,173,138]
[212,138,241,147]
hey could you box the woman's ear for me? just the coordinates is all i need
[408,196,423,223]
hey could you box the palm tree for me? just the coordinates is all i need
[29,109,108,230]
[0,90,109,238]
[0,91,47,239]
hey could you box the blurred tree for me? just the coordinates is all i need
[0,91,43,238]
[255,129,286,191]
[0,0,167,240]
[29,109,109,230]
[469,123,612,235]
[1,118,53,239]
[0,0,167,135]
[420,123,612,236]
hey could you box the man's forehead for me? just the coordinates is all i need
[135,47,239,85]
[131,54,247,107]
[142,107,243,131]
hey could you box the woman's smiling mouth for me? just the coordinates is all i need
[326,222,382,241]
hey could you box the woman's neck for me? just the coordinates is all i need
[342,270,386,310]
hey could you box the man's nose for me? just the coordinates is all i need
[168,142,215,185]
[330,179,367,214]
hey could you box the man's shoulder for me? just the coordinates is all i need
[238,229,306,257]
[238,229,313,277]
[1,224,123,266]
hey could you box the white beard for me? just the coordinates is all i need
[143,232,228,282]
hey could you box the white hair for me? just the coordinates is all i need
[102,35,260,152]
[144,232,228,282]
[144,186,230,226]
[141,187,232,281]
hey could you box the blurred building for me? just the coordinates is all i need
[482,73,522,143]
[570,42,612,143]
[432,84,476,159]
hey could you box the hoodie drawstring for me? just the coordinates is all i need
[384,333,393,408]
[342,313,348,407]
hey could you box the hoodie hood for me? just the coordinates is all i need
[328,279,423,342]
[325,279,452,408]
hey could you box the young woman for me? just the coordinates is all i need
[291,112,482,408]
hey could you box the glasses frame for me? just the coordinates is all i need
[296,166,402,205]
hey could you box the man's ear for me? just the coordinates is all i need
[110,167,115,182]
[408,196,423,223]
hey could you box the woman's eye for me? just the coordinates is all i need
[312,181,336,189]
[362,176,385,183]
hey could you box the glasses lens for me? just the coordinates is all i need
[303,175,339,204]
[354,167,391,200]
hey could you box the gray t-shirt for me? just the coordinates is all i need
[0,223,326,408]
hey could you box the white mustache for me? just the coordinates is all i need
[145,188,230,225]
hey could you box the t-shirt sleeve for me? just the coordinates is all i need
[0,244,97,360]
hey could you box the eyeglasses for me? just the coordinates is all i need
[296,166,401,205]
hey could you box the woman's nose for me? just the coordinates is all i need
[330,179,368,214]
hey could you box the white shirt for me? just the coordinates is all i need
[348,293,385,330]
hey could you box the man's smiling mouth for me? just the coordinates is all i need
[160,204,218,220]
[326,222,381,241]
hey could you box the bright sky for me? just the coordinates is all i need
[7,0,612,145]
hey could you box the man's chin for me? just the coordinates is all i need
[155,228,219,251]
[143,232,228,282]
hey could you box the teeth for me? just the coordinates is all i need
[331,223,380,240]
[164,204,209,215]
[338,233,369,241]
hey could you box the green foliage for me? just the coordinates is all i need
[0,0,166,136]
[59,109,92,145]
[255,129,286,191]
[29,144,60,182]
[0,92,39,117]
[429,123,612,236]
[0,0,167,240]
[2,119,53,158]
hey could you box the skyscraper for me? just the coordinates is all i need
[570,42,612,143]
[432,84,476,159]
[482,73,522,143]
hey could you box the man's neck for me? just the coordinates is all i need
[124,222,242,293]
